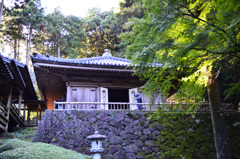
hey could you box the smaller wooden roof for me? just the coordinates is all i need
[0,54,37,100]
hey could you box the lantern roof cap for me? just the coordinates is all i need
[86,130,106,140]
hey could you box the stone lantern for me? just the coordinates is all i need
[86,130,106,159]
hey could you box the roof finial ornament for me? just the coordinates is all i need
[102,49,112,57]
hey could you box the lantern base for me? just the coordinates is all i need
[92,153,101,159]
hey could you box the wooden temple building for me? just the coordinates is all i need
[32,49,164,110]
[0,54,46,132]
[1,50,234,132]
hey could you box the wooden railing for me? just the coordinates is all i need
[10,103,24,124]
[0,101,8,131]
[0,101,25,132]
[53,102,234,112]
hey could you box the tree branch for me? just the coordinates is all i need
[172,3,235,45]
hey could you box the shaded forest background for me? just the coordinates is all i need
[0,0,141,62]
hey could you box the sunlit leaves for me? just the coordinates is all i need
[123,0,240,107]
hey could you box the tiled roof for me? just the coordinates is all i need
[32,53,130,67]
[32,49,162,68]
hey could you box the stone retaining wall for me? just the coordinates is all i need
[34,110,240,159]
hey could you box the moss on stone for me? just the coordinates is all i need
[195,138,204,144]
[192,123,198,129]
[144,154,156,159]
[157,136,166,144]
[176,145,184,153]
[192,151,205,159]
[184,148,192,154]
[196,127,204,135]
[208,152,217,159]
[200,146,210,154]
[161,128,170,135]
[137,152,144,159]
[139,121,144,126]
[161,122,171,128]
[183,154,192,159]
[174,137,182,144]
[190,133,198,139]
[160,145,170,151]
[200,120,209,127]
[178,134,190,141]
[152,141,160,146]
[202,142,211,149]
[0,139,92,159]
[181,118,191,126]
[164,133,175,141]
[164,151,175,158]
[176,129,188,135]
[181,141,190,148]
[137,151,144,156]
[156,152,165,158]
[189,143,200,149]
[171,148,181,156]
[165,140,176,147]
[0,139,32,153]
[174,121,183,130]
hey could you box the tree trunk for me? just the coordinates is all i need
[14,39,17,59]
[58,46,60,58]
[207,71,232,159]
[96,42,99,56]
[57,37,60,58]
[17,39,20,60]
[85,41,88,58]
[26,26,32,67]
[0,0,4,24]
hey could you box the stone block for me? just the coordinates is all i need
[109,145,122,154]
[113,149,126,159]
[126,153,137,159]
[109,135,123,145]
[143,129,151,135]
[124,144,138,153]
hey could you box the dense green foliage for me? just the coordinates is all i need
[123,0,240,106]
[0,139,92,159]
[43,9,85,58]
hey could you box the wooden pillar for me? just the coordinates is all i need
[18,90,22,111]
[6,86,13,131]
[66,82,71,109]
[40,109,42,120]
[97,86,100,109]
[36,103,39,125]
[23,104,26,122]
[27,108,30,124]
